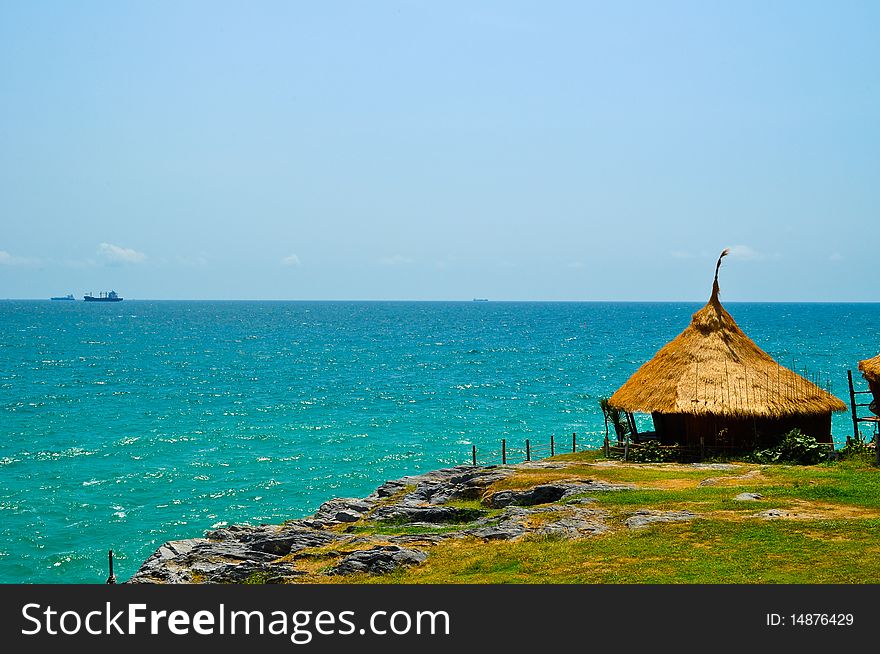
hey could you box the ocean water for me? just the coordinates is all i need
[1,300,878,583]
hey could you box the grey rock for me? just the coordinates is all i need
[208,524,339,555]
[699,468,761,487]
[466,505,607,541]
[484,480,632,508]
[208,560,304,584]
[128,525,341,584]
[752,509,792,519]
[566,497,598,505]
[369,466,516,506]
[329,546,428,575]
[371,504,484,524]
[466,523,528,540]
[625,510,698,529]
[312,498,373,525]
[485,484,570,508]
[687,463,741,470]
[734,492,763,501]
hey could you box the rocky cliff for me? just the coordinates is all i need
[129,460,640,583]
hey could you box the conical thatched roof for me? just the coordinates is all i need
[859,355,880,384]
[609,250,846,418]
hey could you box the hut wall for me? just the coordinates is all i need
[868,380,880,417]
[651,411,832,448]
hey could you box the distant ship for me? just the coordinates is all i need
[50,294,75,301]
[472,298,489,302]
[84,291,123,302]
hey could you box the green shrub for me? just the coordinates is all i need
[628,439,677,463]
[751,429,826,465]
[838,438,875,464]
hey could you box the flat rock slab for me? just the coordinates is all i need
[329,546,428,575]
[370,466,516,506]
[208,560,304,584]
[485,480,632,508]
[128,526,341,584]
[734,492,763,501]
[625,510,698,529]
[312,498,373,525]
[466,505,608,541]
[750,509,815,520]
[371,504,485,524]
[699,469,762,487]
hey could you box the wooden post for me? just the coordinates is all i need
[700,436,705,462]
[604,435,610,457]
[847,370,859,445]
[525,439,531,462]
[550,434,555,457]
[502,439,507,465]
[472,445,477,466]
[106,549,117,585]
[572,432,577,453]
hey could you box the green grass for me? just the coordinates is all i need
[760,463,880,509]
[567,487,786,514]
[286,454,880,585]
[336,518,880,584]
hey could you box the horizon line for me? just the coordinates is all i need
[4,297,880,304]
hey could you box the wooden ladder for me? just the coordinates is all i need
[846,369,880,445]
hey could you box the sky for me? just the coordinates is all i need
[0,1,877,301]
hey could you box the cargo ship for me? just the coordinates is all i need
[84,291,123,302]
[50,294,75,301]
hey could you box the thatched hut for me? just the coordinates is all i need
[857,354,880,416]
[609,249,846,448]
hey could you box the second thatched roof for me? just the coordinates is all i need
[609,250,846,418]
[859,355,880,384]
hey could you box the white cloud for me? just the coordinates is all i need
[378,254,413,265]
[97,242,146,264]
[281,254,302,267]
[0,250,38,266]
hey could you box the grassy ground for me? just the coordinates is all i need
[290,450,880,584]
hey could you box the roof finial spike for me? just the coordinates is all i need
[711,248,730,303]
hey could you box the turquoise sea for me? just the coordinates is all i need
[1,300,878,583]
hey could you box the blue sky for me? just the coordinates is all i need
[1,1,877,300]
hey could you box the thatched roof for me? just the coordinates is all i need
[859,355,880,384]
[609,250,846,418]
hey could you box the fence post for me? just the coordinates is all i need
[472,445,477,466]
[106,549,116,585]
[572,432,577,453]
[502,439,507,465]
[700,436,705,462]
[847,369,859,445]
[526,439,531,462]
[550,434,555,457]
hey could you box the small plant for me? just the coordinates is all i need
[751,429,825,465]
[628,439,677,463]
[838,438,875,464]
[599,397,631,443]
